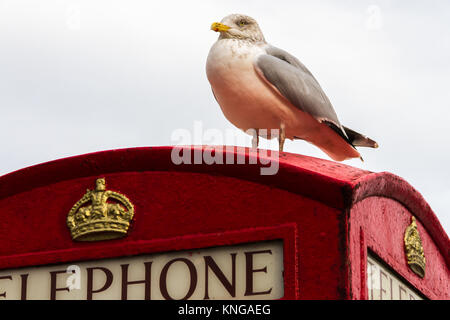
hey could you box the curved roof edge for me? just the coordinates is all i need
[0,146,448,263]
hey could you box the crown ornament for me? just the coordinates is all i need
[67,178,134,241]
[404,216,426,278]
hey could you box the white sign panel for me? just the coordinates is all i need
[0,241,284,300]
[367,254,423,300]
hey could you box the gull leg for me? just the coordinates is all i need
[279,123,285,152]
[251,128,259,150]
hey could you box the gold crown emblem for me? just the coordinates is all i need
[404,216,426,278]
[67,178,134,241]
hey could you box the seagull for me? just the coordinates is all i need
[206,13,378,161]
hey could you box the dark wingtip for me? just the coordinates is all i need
[342,125,379,149]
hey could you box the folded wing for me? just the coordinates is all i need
[255,45,350,141]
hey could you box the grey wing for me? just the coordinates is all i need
[255,45,349,141]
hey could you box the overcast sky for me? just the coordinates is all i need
[0,0,449,234]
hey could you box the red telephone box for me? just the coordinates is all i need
[0,146,448,300]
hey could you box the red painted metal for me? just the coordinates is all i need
[0,146,448,299]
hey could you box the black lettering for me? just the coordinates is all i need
[204,253,236,299]
[50,270,70,300]
[121,262,152,300]
[160,258,197,300]
[244,250,273,296]
[379,270,387,299]
[20,274,29,300]
[86,267,113,300]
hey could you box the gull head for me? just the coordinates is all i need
[211,14,266,43]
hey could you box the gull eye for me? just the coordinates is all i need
[239,20,247,27]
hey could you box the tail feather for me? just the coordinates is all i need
[343,126,378,148]
[293,122,378,161]
[321,121,378,149]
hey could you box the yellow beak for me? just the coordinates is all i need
[211,22,231,32]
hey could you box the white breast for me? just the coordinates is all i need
[206,39,289,133]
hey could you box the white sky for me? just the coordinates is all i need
[0,0,449,234]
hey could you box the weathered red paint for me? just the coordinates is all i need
[0,146,448,299]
